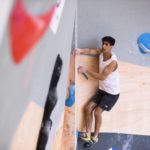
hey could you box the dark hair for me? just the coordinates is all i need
[102,36,115,46]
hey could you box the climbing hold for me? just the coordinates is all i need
[10,0,56,63]
[65,84,75,107]
[137,33,150,54]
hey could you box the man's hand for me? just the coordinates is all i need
[78,66,87,73]
[73,48,80,56]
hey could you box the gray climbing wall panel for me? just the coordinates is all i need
[0,0,76,149]
[77,0,150,67]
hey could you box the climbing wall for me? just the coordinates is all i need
[0,0,76,149]
[51,54,75,150]
[75,52,99,132]
[77,0,150,149]
[77,0,150,67]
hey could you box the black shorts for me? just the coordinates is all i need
[91,89,119,111]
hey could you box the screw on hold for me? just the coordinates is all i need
[82,73,88,80]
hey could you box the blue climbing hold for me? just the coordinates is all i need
[109,147,117,150]
[65,84,75,107]
[137,33,150,54]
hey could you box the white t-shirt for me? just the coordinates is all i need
[99,52,120,95]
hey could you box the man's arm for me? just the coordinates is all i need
[86,61,118,80]
[75,48,102,55]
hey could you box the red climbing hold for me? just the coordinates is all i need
[10,0,56,63]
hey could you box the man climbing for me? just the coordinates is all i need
[76,36,120,148]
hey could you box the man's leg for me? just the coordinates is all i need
[92,92,119,137]
[93,106,104,138]
[84,101,97,135]
[83,106,103,148]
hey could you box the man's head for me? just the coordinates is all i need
[101,36,115,53]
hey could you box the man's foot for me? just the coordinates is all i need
[79,132,91,142]
[84,137,98,148]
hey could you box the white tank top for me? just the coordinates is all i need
[99,52,120,95]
